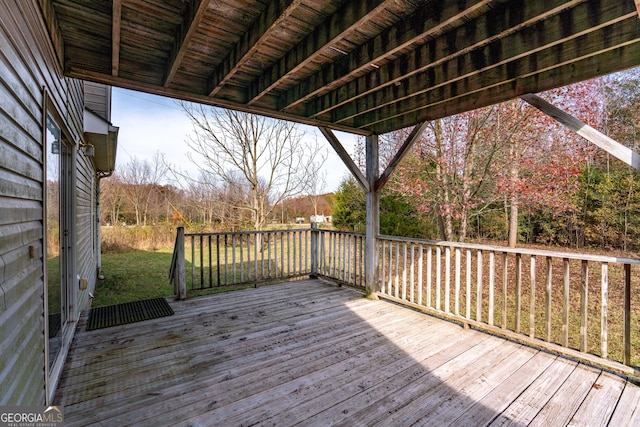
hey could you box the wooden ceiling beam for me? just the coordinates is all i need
[309,0,595,121]
[245,0,391,106]
[164,0,209,87]
[364,41,640,133]
[320,3,637,127]
[112,0,121,77]
[207,0,304,97]
[281,0,493,113]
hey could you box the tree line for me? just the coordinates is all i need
[332,72,640,252]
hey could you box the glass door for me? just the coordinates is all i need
[46,115,72,370]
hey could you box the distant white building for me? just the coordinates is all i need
[310,215,332,224]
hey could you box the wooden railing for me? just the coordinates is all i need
[170,227,312,292]
[171,227,640,375]
[315,229,365,289]
[378,235,640,375]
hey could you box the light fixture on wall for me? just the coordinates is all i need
[79,141,95,157]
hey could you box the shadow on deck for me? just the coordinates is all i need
[55,279,640,426]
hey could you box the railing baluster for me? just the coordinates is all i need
[288,231,291,277]
[388,241,394,295]
[436,246,442,311]
[500,252,506,329]
[489,251,495,326]
[224,234,229,286]
[191,235,196,291]
[410,244,415,303]
[445,246,451,314]
[394,242,400,298]
[515,253,522,334]
[267,232,271,278]
[381,240,386,294]
[216,234,221,287]
[246,234,251,283]
[332,232,337,278]
[562,258,570,347]
[545,256,552,342]
[402,243,407,300]
[208,235,212,288]
[466,248,471,319]
[418,245,423,305]
[455,247,460,316]
[254,233,258,282]
[232,234,237,284]
[601,262,608,359]
[624,263,631,365]
[580,260,588,352]
[239,234,244,283]
[529,255,536,339]
[426,246,432,307]
[292,231,296,276]
[476,250,483,322]
[280,232,284,278]
[199,235,204,288]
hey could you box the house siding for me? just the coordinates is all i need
[0,0,100,405]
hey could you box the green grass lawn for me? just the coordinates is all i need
[94,249,176,307]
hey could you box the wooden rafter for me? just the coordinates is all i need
[366,42,640,134]
[318,127,368,192]
[164,0,208,87]
[246,0,391,106]
[282,0,492,113]
[340,10,639,130]
[309,0,621,123]
[375,121,428,192]
[208,0,305,97]
[111,0,121,77]
[521,93,640,171]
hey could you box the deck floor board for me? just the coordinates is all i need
[54,279,640,426]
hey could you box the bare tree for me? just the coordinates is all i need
[304,149,328,219]
[181,104,326,232]
[119,151,168,226]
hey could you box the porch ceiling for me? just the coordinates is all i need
[49,0,640,135]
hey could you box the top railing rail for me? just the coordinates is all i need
[379,234,640,265]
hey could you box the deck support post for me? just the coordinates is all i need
[365,134,380,299]
[310,223,319,279]
[176,226,187,300]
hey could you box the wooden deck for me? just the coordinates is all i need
[55,279,640,426]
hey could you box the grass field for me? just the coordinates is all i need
[94,249,175,307]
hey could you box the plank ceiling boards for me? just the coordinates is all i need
[48,0,640,135]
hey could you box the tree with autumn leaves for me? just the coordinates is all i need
[334,73,640,251]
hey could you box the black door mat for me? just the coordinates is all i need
[87,298,174,331]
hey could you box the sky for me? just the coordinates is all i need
[110,87,360,193]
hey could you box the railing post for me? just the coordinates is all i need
[365,134,380,299]
[176,227,187,300]
[310,223,318,279]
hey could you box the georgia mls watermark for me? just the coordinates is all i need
[0,406,63,427]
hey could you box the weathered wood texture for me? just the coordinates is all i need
[55,279,639,426]
[378,235,640,377]
[48,0,640,134]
